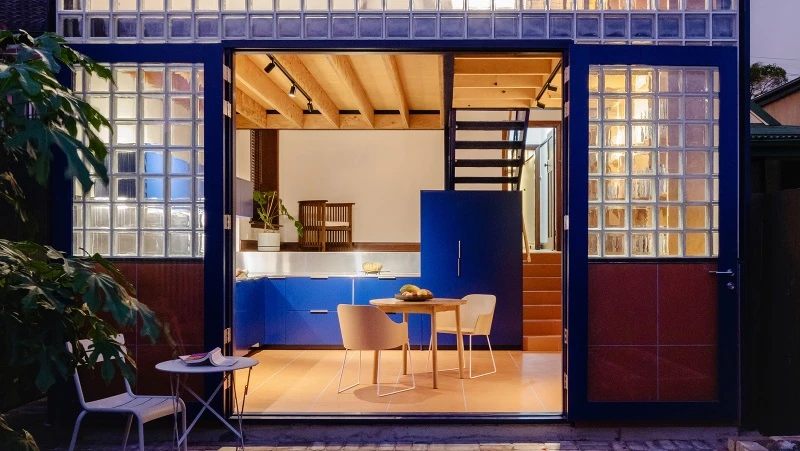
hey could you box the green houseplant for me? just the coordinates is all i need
[0,31,166,450]
[252,190,303,251]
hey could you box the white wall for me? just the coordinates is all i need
[235,130,251,181]
[278,130,444,243]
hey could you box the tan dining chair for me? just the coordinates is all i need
[337,304,415,396]
[66,334,187,451]
[426,294,497,378]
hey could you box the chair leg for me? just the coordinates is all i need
[122,414,133,450]
[180,400,188,451]
[137,414,145,451]
[468,335,497,379]
[337,350,361,393]
[424,334,433,372]
[68,410,87,451]
[377,346,415,397]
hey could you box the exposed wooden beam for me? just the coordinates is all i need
[382,55,410,129]
[236,116,259,129]
[235,87,268,129]
[272,54,340,128]
[327,55,375,129]
[266,113,441,130]
[438,55,445,128]
[453,99,533,109]
[454,88,539,100]
[454,58,553,75]
[236,55,304,128]
[454,74,545,89]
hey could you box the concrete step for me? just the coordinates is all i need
[523,264,562,278]
[523,335,563,352]
[523,277,562,291]
[523,304,562,321]
[523,319,562,336]
[525,252,562,265]
[523,291,562,306]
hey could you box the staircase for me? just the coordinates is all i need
[448,108,530,189]
[523,251,563,352]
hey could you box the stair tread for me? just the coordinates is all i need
[454,158,524,167]
[455,121,527,131]
[453,176,521,184]
[454,140,526,150]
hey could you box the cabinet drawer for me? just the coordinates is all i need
[284,310,342,346]
[285,278,352,311]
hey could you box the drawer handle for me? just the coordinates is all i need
[310,310,329,314]
[378,276,396,280]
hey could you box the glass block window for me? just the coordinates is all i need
[72,64,205,258]
[588,65,719,258]
[57,0,737,43]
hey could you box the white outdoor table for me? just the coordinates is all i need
[155,356,258,449]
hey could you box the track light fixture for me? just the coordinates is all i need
[546,84,558,92]
[307,101,314,113]
[536,101,546,109]
[264,62,276,73]
[289,85,296,98]
[265,54,315,113]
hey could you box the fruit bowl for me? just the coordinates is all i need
[395,293,433,302]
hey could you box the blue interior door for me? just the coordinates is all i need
[565,44,740,422]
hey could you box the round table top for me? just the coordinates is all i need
[370,297,466,306]
[155,356,259,373]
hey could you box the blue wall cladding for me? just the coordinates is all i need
[58,1,739,45]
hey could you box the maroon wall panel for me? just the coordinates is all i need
[587,263,719,403]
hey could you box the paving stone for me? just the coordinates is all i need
[692,441,716,450]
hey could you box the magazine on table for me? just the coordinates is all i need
[178,347,236,366]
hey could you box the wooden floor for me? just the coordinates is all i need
[234,349,562,414]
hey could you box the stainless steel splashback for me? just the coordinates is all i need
[236,251,421,277]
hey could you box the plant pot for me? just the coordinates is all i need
[257,231,280,252]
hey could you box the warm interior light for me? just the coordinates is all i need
[289,85,296,97]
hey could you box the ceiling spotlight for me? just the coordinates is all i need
[546,84,558,92]
[289,85,296,98]
[307,101,314,113]
[264,62,276,73]
[536,101,546,109]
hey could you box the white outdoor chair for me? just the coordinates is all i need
[337,304,415,396]
[426,294,497,378]
[66,334,187,451]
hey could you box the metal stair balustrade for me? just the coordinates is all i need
[446,108,531,191]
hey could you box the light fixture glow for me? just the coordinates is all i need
[264,62,276,73]
[289,85,296,97]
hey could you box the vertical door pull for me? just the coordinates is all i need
[708,269,734,276]
[457,240,461,277]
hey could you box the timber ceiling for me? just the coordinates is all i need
[234,52,563,130]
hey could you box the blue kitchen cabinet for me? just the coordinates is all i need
[264,277,286,345]
[353,277,424,346]
[284,277,352,345]
[420,191,523,347]
[233,278,265,352]
[285,311,342,346]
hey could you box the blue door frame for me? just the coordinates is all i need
[61,40,742,422]
[565,44,740,422]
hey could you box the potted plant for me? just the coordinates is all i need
[253,190,303,251]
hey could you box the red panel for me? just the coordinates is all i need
[658,263,717,345]
[134,344,205,397]
[588,264,657,345]
[658,345,717,401]
[588,346,658,402]
[136,262,205,346]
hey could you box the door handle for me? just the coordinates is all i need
[708,269,734,277]
[457,240,461,277]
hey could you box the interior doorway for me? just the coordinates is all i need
[229,49,565,417]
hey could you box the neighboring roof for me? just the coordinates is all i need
[754,76,800,107]
[751,124,800,141]
[749,100,782,126]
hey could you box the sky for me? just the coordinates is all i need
[750,0,800,80]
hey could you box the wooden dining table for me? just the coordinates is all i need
[369,298,466,389]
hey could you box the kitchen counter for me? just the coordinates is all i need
[236,251,420,278]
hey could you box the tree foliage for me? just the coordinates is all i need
[751,62,788,98]
[0,30,111,221]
